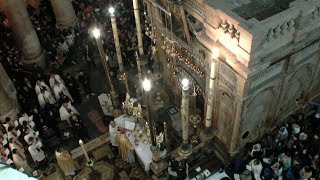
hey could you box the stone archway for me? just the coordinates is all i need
[215,88,236,146]
[241,87,275,141]
[278,64,313,118]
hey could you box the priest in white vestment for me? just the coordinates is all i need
[37,89,56,109]
[35,80,51,95]
[12,149,33,174]
[53,81,74,102]
[9,138,24,153]
[109,121,118,147]
[49,73,65,90]
[59,101,79,122]
[28,138,46,163]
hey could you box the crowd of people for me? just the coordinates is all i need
[234,112,320,179]
[0,0,153,177]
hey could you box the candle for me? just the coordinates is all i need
[163,122,168,143]
[79,140,90,162]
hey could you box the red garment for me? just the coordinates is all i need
[84,6,93,14]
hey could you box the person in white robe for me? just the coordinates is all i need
[59,101,79,122]
[18,113,35,129]
[53,81,73,102]
[35,80,51,95]
[37,89,56,109]
[7,126,19,141]
[9,138,24,153]
[23,127,39,145]
[49,73,65,90]
[28,138,46,163]
[109,121,118,147]
[12,149,33,174]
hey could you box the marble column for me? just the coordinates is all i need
[50,0,78,28]
[200,56,217,142]
[3,0,45,68]
[0,82,19,124]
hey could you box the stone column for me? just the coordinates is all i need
[0,63,17,101]
[50,0,78,28]
[179,80,192,157]
[0,83,19,124]
[3,0,45,68]
[200,57,217,142]
[179,5,191,44]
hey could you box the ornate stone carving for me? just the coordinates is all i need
[183,0,206,18]
[220,63,237,83]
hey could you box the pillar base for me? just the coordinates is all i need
[200,127,214,142]
[179,143,192,158]
[22,50,46,69]
[0,101,20,123]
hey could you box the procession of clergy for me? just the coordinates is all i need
[0,72,84,177]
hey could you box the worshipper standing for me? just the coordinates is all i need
[12,149,33,174]
[70,114,89,141]
[49,72,65,90]
[299,166,313,179]
[37,88,56,109]
[65,73,82,104]
[53,80,74,102]
[8,138,24,155]
[116,129,135,163]
[28,137,47,169]
[55,148,76,176]
[84,41,96,69]
[78,70,94,99]
[248,159,263,179]
[35,80,51,95]
[23,127,39,145]
[59,100,79,123]
[109,121,118,147]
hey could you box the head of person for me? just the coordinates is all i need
[8,126,14,132]
[5,117,10,123]
[11,149,17,154]
[36,80,41,85]
[253,159,260,165]
[62,100,69,107]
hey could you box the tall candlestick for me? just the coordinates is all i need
[79,139,89,162]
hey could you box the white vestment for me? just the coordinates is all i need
[12,154,33,173]
[49,74,65,90]
[37,91,56,109]
[59,103,79,121]
[109,124,118,146]
[28,143,45,162]
[35,81,51,95]
[53,83,73,102]
[9,142,25,153]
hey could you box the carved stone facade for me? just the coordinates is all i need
[146,0,320,153]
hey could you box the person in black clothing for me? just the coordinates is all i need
[83,40,96,69]
[78,70,94,99]
[65,73,82,104]
[70,114,89,141]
